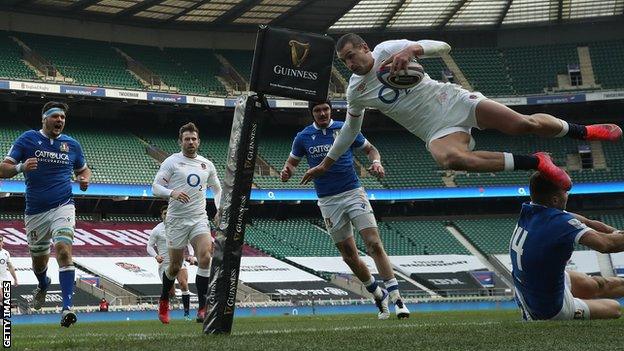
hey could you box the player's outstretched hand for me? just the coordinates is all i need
[77,175,89,191]
[368,162,385,178]
[155,255,164,264]
[301,165,327,185]
[171,190,190,203]
[23,157,38,172]
[280,164,294,182]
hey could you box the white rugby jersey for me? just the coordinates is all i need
[147,223,170,263]
[0,249,11,278]
[153,152,220,219]
[346,39,457,142]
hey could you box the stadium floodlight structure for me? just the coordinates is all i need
[203,26,335,334]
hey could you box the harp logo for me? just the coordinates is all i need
[288,40,310,67]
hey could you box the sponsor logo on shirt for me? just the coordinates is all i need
[34,150,70,164]
[308,144,332,158]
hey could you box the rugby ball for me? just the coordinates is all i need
[376,59,424,89]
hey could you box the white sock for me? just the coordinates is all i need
[196,267,210,277]
[555,119,569,138]
[503,152,514,171]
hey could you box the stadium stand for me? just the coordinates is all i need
[357,131,445,188]
[452,48,515,96]
[217,49,253,83]
[0,35,38,81]
[501,43,579,94]
[17,33,143,90]
[589,40,624,90]
[163,47,228,95]
[381,220,469,255]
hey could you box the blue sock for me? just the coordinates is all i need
[363,277,383,299]
[59,266,75,311]
[35,267,49,289]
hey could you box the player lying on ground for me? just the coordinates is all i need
[282,100,409,319]
[152,122,222,324]
[301,34,622,190]
[0,101,91,327]
[511,171,624,320]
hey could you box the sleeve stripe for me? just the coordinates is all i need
[355,139,369,150]
[3,156,16,163]
[289,153,302,160]
[74,163,88,172]
[574,227,591,244]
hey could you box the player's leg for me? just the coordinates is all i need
[189,224,212,323]
[475,99,621,141]
[334,230,389,320]
[356,218,409,319]
[429,131,571,188]
[580,299,621,319]
[176,264,191,319]
[50,204,78,327]
[568,270,624,299]
[25,212,53,310]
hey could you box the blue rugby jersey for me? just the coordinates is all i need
[290,120,367,197]
[510,202,590,320]
[6,130,86,215]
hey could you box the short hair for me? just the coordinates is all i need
[336,33,366,52]
[42,101,69,115]
[529,171,561,203]
[178,122,199,141]
[160,204,168,214]
[308,100,332,115]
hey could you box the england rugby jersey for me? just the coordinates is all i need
[153,152,219,219]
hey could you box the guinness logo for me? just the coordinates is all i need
[289,40,310,67]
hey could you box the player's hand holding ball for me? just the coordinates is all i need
[378,52,424,90]
[171,190,190,203]
[369,161,385,178]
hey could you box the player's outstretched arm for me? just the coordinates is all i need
[0,158,37,178]
[280,156,300,182]
[383,40,451,76]
[361,142,385,178]
[580,230,624,253]
[571,212,617,233]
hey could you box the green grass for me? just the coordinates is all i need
[13,310,624,350]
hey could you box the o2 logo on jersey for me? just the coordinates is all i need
[377,86,412,104]
[187,173,203,191]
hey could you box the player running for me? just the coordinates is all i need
[302,34,621,190]
[152,122,222,324]
[147,205,196,321]
[0,236,19,296]
[281,100,409,319]
[511,171,624,320]
[0,101,91,327]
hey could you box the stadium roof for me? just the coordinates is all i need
[2,0,623,32]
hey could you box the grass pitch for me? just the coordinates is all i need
[14,310,624,351]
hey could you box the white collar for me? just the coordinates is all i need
[39,129,60,140]
[313,119,334,130]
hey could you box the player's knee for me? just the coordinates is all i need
[198,255,211,269]
[366,241,384,258]
[605,300,621,319]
